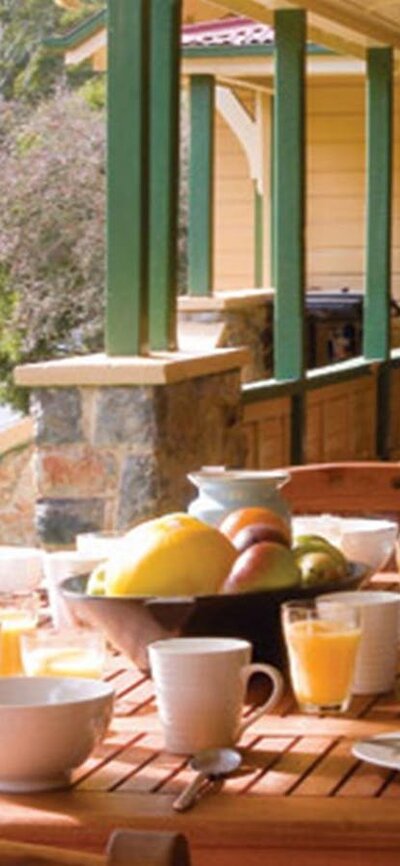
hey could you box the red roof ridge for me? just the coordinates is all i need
[182,16,274,48]
[183,17,254,35]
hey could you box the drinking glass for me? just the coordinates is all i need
[21,627,107,679]
[0,591,40,676]
[318,591,400,694]
[281,600,361,714]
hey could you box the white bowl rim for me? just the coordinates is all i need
[339,518,398,534]
[0,676,114,709]
[293,515,398,533]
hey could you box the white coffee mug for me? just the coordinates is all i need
[317,591,400,695]
[148,637,284,755]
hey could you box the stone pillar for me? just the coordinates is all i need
[178,289,274,382]
[15,349,249,547]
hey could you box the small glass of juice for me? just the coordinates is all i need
[0,591,40,676]
[281,599,361,714]
[21,627,106,679]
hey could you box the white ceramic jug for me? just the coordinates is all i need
[187,467,291,527]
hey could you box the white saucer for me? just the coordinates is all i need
[352,733,400,770]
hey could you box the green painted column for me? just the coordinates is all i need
[106,0,149,355]
[364,47,393,458]
[270,96,276,287]
[364,47,393,360]
[106,0,182,355]
[254,187,264,287]
[149,0,182,350]
[188,75,215,296]
[273,9,306,463]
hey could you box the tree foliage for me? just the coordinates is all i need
[0,90,106,408]
[0,87,189,410]
[0,2,189,410]
[0,0,103,102]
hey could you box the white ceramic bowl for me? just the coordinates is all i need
[0,677,114,792]
[339,518,398,573]
[293,515,398,574]
[0,547,44,592]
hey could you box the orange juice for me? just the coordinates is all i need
[285,619,361,709]
[23,646,103,679]
[20,628,106,679]
[0,610,37,676]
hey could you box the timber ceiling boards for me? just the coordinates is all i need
[207,0,400,58]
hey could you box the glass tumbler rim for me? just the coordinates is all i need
[281,597,360,627]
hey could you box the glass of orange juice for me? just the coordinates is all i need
[20,627,106,679]
[281,600,361,714]
[0,591,40,676]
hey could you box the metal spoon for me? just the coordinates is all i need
[172,747,242,812]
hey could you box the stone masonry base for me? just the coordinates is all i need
[15,350,248,547]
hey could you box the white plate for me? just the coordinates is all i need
[352,733,400,770]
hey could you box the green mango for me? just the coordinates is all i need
[293,536,347,572]
[295,548,347,587]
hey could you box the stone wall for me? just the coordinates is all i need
[27,361,247,547]
[0,420,36,545]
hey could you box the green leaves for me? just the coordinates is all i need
[0,0,104,103]
[0,91,106,408]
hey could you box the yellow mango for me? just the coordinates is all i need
[91,512,237,598]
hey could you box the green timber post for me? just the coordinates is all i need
[149,0,182,349]
[254,188,264,287]
[106,0,149,355]
[273,9,306,464]
[188,75,215,296]
[270,97,275,286]
[364,47,393,458]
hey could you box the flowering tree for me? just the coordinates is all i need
[0,86,189,409]
[0,0,103,103]
[0,90,105,407]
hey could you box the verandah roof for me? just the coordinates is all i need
[53,0,400,61]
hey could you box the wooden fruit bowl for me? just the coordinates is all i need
[60,562,369,673]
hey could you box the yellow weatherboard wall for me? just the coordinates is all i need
[214,77,400,298]
[214,92,255,291]
[307,79,365,292]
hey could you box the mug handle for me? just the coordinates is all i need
[236,663,284,740]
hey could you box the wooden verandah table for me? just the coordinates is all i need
[1,574,400,866]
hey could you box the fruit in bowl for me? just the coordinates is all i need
[87,512,236,597]
[292,534,348,587]
[63,508,369,672]
[219,506,291,547]
[222,542,300,593]
[219,508,348,593]
[218,506,299,592]
[86,508,356,601]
